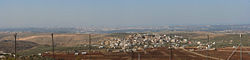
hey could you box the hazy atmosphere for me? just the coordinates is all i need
[0,0,250,27]
[1,0,250,60]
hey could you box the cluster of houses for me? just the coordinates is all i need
[99,33,189,52]
[0,51,12,60]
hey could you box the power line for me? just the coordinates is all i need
[227,34,244,60]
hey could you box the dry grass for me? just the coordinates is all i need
[1,33,110,47]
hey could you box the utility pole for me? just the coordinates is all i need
[138,53,140,60]
[131,51,134,60]
[89,34,91,60]
[207,35,210,60]
[170,47,173,60]
[185,33,190,60]
[51,33,55,60]
[14,33,17,60]
[227,34,244,60]
[240,34,242,60]
[169,41,173,60]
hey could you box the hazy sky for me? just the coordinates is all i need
[0,0,249,27]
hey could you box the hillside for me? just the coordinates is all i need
[0,40,38,53]
[0,33,110,47]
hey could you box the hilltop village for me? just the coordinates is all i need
[99,33,215,53]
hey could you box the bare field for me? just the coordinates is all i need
[1,33,109,46]
[195,47,250,60]
[42,47,250,60]
[42,47,217,60]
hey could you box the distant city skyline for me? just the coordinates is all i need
[0,0,249,27]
